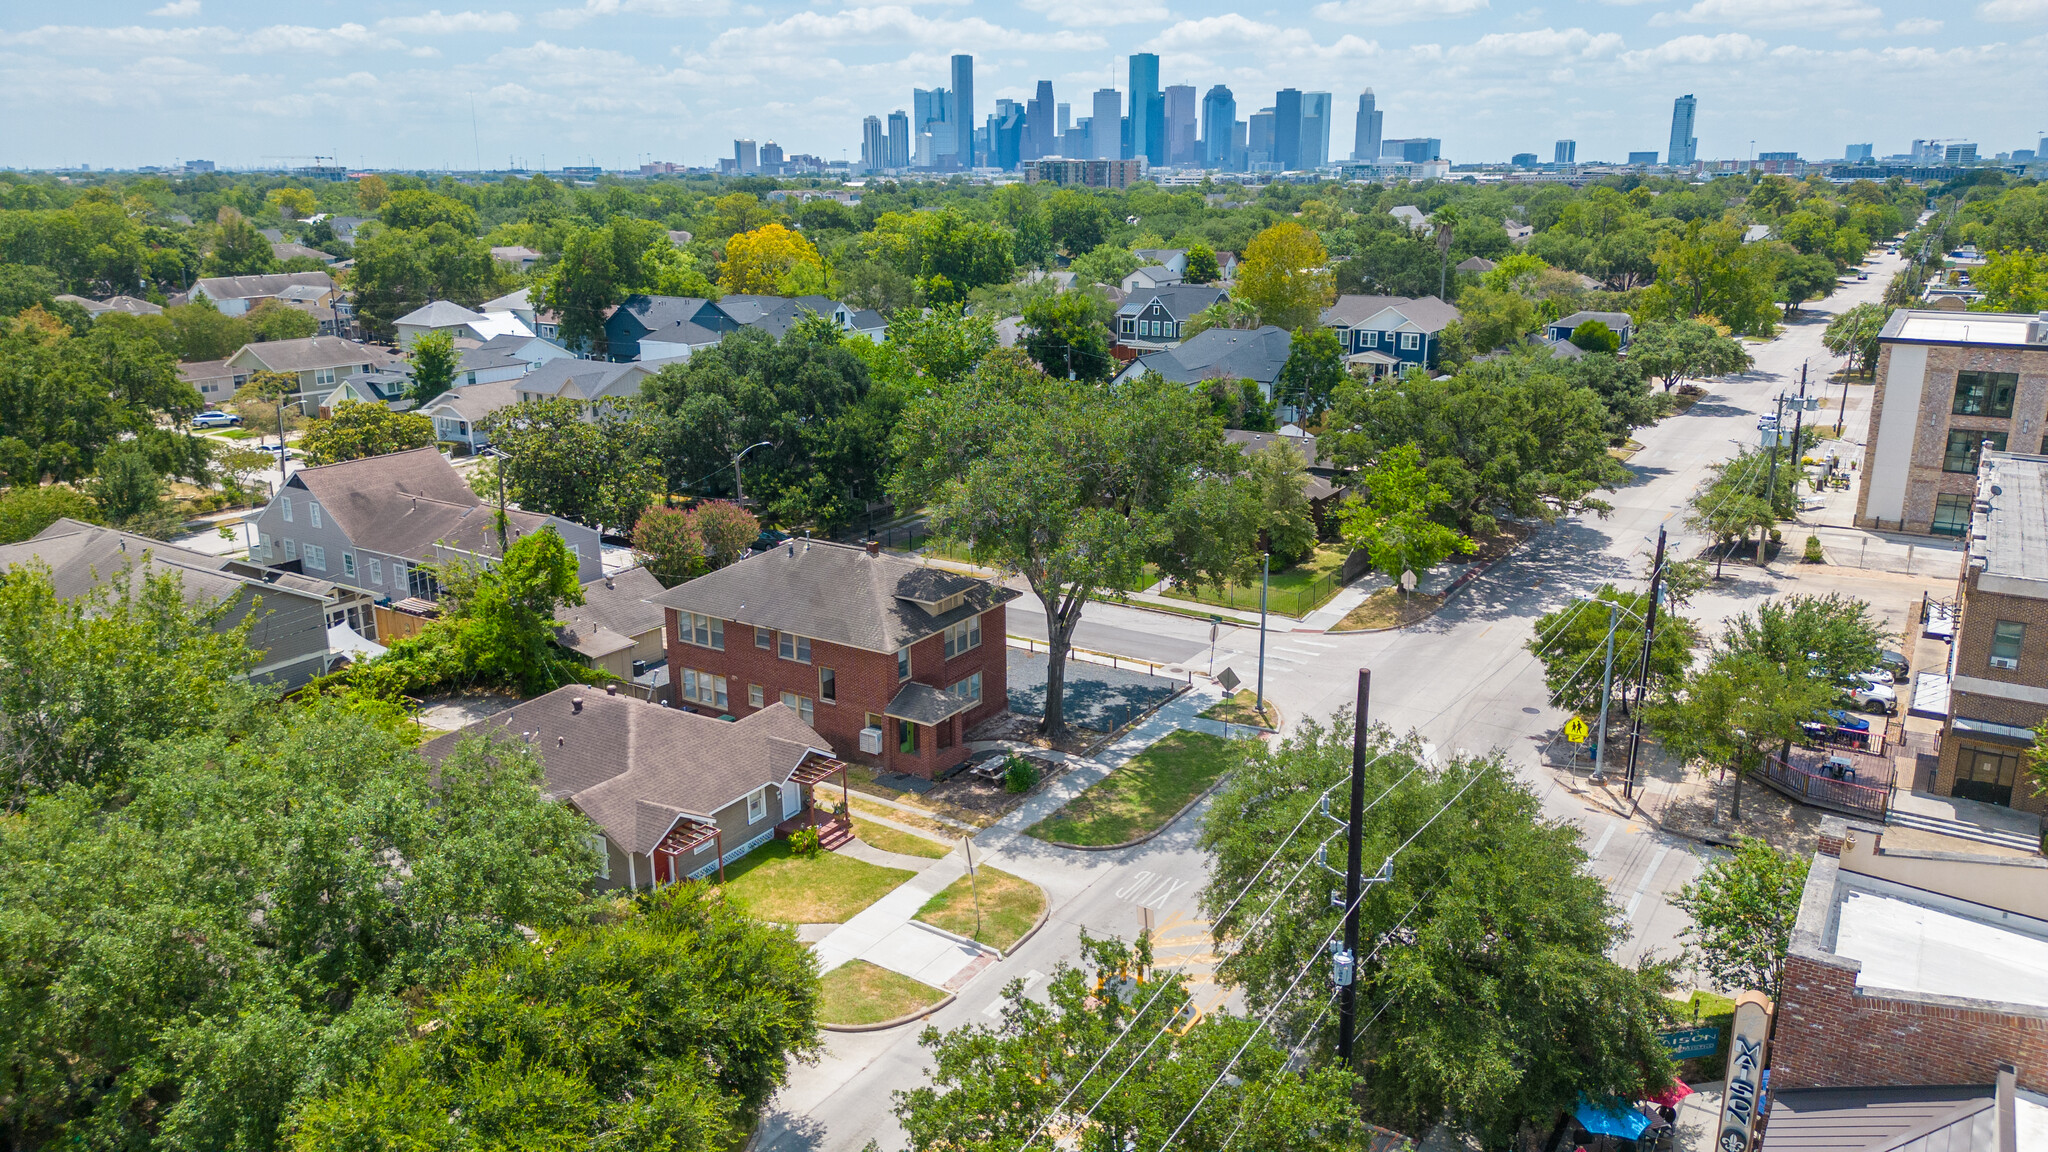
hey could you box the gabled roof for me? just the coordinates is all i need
[179,358,236,383]
[418,688,836,855]
[272,284,332,304]
[518,357,672,401]
[612,294,719,340]
[272,242,334,263]
[420,379,521,423]
[650,539,1019,655]
[0,519,330,610]
[716,294,849,339]
[490,246,541,261]
[1126,325,1293,385]
[1132,248,1187,264]
[1455,256,1497,273]
[396,300,488,328]
[1117,285,1229,320]
[481,287,533,313]
[556,567,666,654]
[194,271,335,301]
[849,308,886,332]
[1551,310,1633,331]
[1319,294,1460,334]
[281,446,567,564]
[230,335,397,374]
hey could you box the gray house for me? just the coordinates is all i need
[1114,286,1230,351]
[1115,324,1294,404]
[0,518,336,688]
[247,446,603,602]
[419,687,852,889]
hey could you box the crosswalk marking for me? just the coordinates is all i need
[1623,845,1673,919]
[983,968,1048,1017]
[1587,817,1619,862]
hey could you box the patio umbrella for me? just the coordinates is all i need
[1647,1080,1693,1108]
[1575,1097,1652,1140]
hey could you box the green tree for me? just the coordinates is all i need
[1685,447,1791,572]
[229,369,305,440]
[204,205,277,276]
[1671,837,1811,994]
[894,932,1369,1152]
[1774,250,1840,317]
[1184,242,1221,285]
[1565,353,1665,444]
[166,296,252,360]
[377,188,481,234]
[1181,297,1264,339]
[691,499,760,567]
[1629,317,1755,391]
[1236,222,1334,332]
[1338,442,1474,588]
[1021,290,1112,382]
[1247,438,1317,565]
[1641,220,1779,337]
[349,223,504,339]
[1452,285,1538,354]
[407,327,457,405]
[1527,585,1700,714]
[1720,592,1889,689]
[1975,248,2048,313]
[265,186,318,219]
[633,504,704,586]
[991,183,1053,267]
[483,397,658,533]
[1822,302,1892,376]
[893,355,1260,740]
[84,445,171,535]
[1200,719,1677,1146]
[1646,650,1834,821]
[298,400,436,466]
[1067,242,1142,289]
[538,218,668,357]
[1569,319,1620,353]
[1276,325,1344,421]
[245,299,319,342]
[1043,188,1113,256]
[294,884,820,1152]
[0,483,99,544]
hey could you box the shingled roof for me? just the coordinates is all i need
[282,446,561,564]
[418,689,834,855]
[650,539,1019,655]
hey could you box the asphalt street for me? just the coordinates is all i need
[761,250,1909,1152]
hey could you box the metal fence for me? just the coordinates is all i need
[1165,570,1343,620]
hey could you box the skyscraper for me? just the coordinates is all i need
[1667,94,1698,168]
[914,87,950,163]
[734,139,758,174]
[1248,107,1276,167]
[992,99,1025,170]
[1302,92,1332,168]
[887,109,910,168]
[1844,143,1873,162]
[1165,84,1197,165]
[951,55,976,166]
[1554,139,1576,165]
[1352,89,1382,162]
[1128,53,1163,165]
[1091,88,1121,160]
[1026,81,1055,161]
[1200,84,1235,170]
[1273,88,1302,170]
[860,116,885,173]
[1057,102,1070,137]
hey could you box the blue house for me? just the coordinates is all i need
[1319,295,1461,375]
[1545,310,1634,350]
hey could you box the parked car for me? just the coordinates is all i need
[1876,650,1910,682]
[1802,709,1872,748]
[257,444,296,461]
[1846,680,1897,714]
[192,410,242,428]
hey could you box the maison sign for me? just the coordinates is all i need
[1714,991,1773,1152]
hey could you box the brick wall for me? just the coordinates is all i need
[663,603,1009,780]
[1933,570,2048,815]
[1855,341,2048,534]
[1772,952,2048,1093]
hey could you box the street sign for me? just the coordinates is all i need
[1660,1025,1722,1059]
[1563,716,1590,744]
[1218,667,1242,693]
[1400,569,1417,592]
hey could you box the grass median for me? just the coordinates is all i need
[718,840,915,924]
[1200,689,1280,730]
[853,816,952,859]
[817,960,947,1026]
[1027,730,1237,847]
[914,866,1046,952]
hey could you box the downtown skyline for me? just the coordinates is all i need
[2,0,2041,171]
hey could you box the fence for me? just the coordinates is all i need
[1007,634,1195,684]
[1754,754,1890,820]
[1162,569,1343,619]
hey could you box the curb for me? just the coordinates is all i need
[907,916,1005,957]
[1006,904,1052,955]
[1323,533,1531,635]
[1033,770,1236,852]
[821,992,958,1033]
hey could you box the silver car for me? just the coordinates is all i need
[1846,678,1897,715]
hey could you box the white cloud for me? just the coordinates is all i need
[1314,0,1488,23]
[1453,26,1624,57]
[1976,0,2048,19]
[1891,17,1943,32]
[699,6,1101,56]
[1619,31,1770,66]
[150,0,201,16]
[377,11,522,34]
[1148,13,1286,47]
[538,0,724,28]
[1017,0,1166,26]
[1651,0,1881,28]
[229,24,407,55]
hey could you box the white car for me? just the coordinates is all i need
[1846,679,1897,714]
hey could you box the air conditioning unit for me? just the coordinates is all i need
[1991,656,2019,670]
[859,726,884,755]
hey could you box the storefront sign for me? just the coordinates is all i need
[1660,1026,1722,1059]
[1715,991,1773,1152]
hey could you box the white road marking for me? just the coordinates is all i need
[1623,844,1674,919]
[1587,816,1620,862]
[1290,639,1334,649]
[1272,646,1322,657]
[1114,870,1193,908]
[982,969,1049,1017]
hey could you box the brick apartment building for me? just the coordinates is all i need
[1930,451,2048,816]
[1854,308,2048,537]
[649,540,1018,779]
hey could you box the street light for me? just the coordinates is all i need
[732,441,773,504]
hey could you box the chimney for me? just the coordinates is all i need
[866,539,880,556]
[606,682,618,696]
[558,735,564,747]
[572,696,584,713]
[605,576,615,590]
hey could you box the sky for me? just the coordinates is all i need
[1,0,2043,172]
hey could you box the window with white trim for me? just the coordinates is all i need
[951,671,983,704]
[779,633,811,663]
[309,502,322,529]
[303,545,327,571]
[748,683,764,708]
[780,691,814,725]
[342,552,355,577]
[314,367,335,386]
[681,669,728,709]
[682,613,724,650]
[819,666,836,703]
[747,789,767,824]
[368,557,383,584]
[283,539,296,560]
[755,626,773,649]
[281,495,293,523]
[897,648,910,679]
[1400,332,1421,350]
[585,833,610,880]
[260,534,273,560]
[943,614,982,659]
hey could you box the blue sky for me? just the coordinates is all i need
[2,0,2041,170]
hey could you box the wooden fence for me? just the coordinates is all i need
[1753,754,1890,820]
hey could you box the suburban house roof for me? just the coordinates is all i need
[272,242,334,263]
[418,689,836,855]
[397,300,489,328]
[520,357,679,402]
[1132,248,1187,265]
[179,358,236,385]
[1225,429,1339,499]
[1122,325,1293,385]
[1319,294,1460,334]
[272,284,332,304]
[0,518,331,610]
[59,294,163,317]
[282,446,566,565]
[490,246,541,262]
[716,294,850,338]
[650,539,1020,655]
[420,379,521,424]
[1115,285,1229,320]
[1551,310,1633,331]
[1455,256,1497,273]
[885,681,977,725]
[194,271,335,301]
[229,335,399,374]
[1389,205,1429,228]
[481,287,533,313]
[554,567,666,660]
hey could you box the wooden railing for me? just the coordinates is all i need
[1754,754,1890,819]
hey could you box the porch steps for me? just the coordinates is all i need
[1885,807,2041,853]
[817,820,855,852]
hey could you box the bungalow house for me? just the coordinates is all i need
[418,379,520,453]
[456,333,574,388]
[246,446,604,601]
[604,294,887,362]
[554,567,668,684]
[271,241,336,264]
[271,283,346,336]
[481,286,540,332]
[393,300,536,349]
[1132,248,1190,278]
[0,518,336,688]
[1114,285,1230,351]
[418,687,855,889]
[1114,324,1294,406]
[318,371,417,414]
[648,539,1019,780]
[514,356,684,406]
[180,359,243,404]
[1545,310,1634,350]
[1319,294,1461,375]
[56,294,162,319]
[224,336,410,412]
[1120,264,1182,294]
[490,246,543,273]
[186,271,338,317]
[1389,205,1430,231]
[1225,428,1347,533]
[1455,256,1497,274]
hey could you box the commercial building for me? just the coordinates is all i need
[1353,90,1383,162]
[1165,84,1197,165]
[1091,88,1122,160]
[1027,81,1056,161]
[887,109,910,168]
[1022,157,1146,188]
[951,54,976,166]
[1202,85,1237,169]
[1668,94,1698,167]
[1627,150,1659,165]
[1846,143,1875,162]
[1274,88,1303,170]
[1129,53,1163,165]
[1302,91,1333,169]
[1554,139,1576,165]
[1853,309,2048,537]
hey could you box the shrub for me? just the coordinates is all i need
[1804,535,1824,564]
[1004,756,1039,793]
[788,826,822,858]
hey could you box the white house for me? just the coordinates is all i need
[393,300,536,349]
[187,272,338,317]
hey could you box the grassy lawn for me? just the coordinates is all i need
[854,816,952,859]
[1028,730,1237,847]
[1161,547,1348,617]
[915,866,1047,952]
[213,428,257,440]
[1335,588,1445,631]
[718,840,915,924]
[817,960,947,1026]
[1672,990,1737,1081]
[1200,689,1281,730]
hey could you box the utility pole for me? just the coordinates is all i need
[1790,369,1807,524]
[1760,392,1787,564]
[1624,527,1666,801]
[1589,605,1619,786]
[1255,553,1270,722]
[1337,668,1370,1064]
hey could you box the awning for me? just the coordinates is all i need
[1345,350,1401,367]
[1951,716,2037,746]
[884,681,976,726]
[1574,1099,1651,1140]
[1909,672,1951,719]
[326,622,387,661]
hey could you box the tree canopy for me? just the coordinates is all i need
[298,400,435,465]
[483,396,659,533]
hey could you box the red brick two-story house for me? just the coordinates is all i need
[649,539,1018,779]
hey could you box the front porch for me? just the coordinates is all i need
[778,754,855,851]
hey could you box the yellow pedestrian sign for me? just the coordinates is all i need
[1563,716,1589,744]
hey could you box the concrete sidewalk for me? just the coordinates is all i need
[810,850,981,984]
